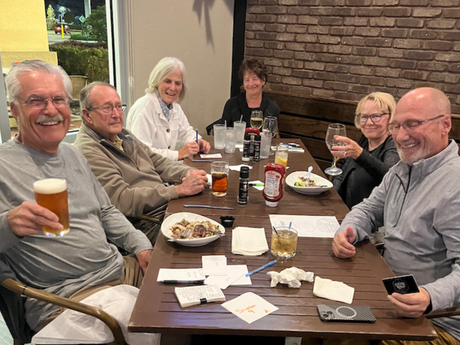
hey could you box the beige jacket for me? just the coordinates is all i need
[74,124,193,217]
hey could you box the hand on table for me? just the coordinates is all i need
[332,226,357,259]
[178,142,200,160]
[198,139,211,154]
[137,249,153,273]
[176,170,208,197]
[331,135,363,160]
[7,201,63,237]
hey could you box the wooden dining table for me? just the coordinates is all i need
[128,139,436,344]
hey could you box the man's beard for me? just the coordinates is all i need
[396,144,427,165]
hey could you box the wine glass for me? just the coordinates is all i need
[325,123,346,176]
[263,116,278,138]
[263,116,278,155]
[250,110,263,129]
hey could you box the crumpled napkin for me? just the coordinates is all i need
[267,267,314,288]
[313,276,355,304]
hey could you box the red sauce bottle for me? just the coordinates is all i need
[263,163,285,207]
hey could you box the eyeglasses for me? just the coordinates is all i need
[88,104,126,114]
[357,113,389,124]
[388,114,446,133]
[20,96,70,109]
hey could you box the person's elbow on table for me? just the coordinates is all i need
[332,226,357,259]
[387,287,431,318]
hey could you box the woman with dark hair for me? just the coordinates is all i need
[215,58,280,128]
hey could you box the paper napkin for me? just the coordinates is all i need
[313,276,355,304]
[232,227,269,256]
[222,292,278,324]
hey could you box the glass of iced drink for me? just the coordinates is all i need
[271,227,298,260]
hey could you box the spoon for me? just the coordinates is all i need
[306,166,313,182]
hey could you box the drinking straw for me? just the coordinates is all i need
[272,226,280,236]
[196,129,198,143]
[289,221,292,229]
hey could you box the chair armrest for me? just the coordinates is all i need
[2,279,125,345]
[426,306,460,319]
[136,214,161,224]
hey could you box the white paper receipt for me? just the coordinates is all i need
[157,268,205,283]
[200,153,222,159]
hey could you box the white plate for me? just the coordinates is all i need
[286,171,333,195]
[161,212,225,247]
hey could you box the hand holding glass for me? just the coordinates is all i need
[33,178,70,237]
[325,123,347,176]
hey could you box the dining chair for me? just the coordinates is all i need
[0,254,126,345]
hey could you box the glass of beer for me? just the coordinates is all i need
[33,178,70,237]
[271,227,298,260]
[211,161,229,197]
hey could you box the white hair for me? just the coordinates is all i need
[5,60,72,104]
[145,57,186,101]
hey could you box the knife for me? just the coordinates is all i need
[183,204,234,210]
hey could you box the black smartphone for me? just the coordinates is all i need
[317,304,376,322]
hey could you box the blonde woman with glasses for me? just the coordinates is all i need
[332,92,400,209]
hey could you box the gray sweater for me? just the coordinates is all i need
[337,140,460,340]
[0,139,152,330]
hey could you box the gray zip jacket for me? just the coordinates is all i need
[337,140,460,340]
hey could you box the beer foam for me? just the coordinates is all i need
[33,179,67,194]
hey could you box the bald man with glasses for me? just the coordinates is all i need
[332,88,460,345]
[75,81,208,243]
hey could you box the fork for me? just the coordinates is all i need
[180,229,192,239]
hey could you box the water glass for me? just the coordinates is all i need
[225,127,236,154]
[260,129,272,159]
[271,227,298,260]
[234,121,246,149]
[213,124,226,149]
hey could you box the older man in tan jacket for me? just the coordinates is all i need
[74,81,208,243]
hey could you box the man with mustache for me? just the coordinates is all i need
[74,82,208,243]
[332,87,460,344]
[1,60,152,331]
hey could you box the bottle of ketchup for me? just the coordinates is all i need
[263,163,285,207]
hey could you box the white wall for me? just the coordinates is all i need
[128,0,235,134]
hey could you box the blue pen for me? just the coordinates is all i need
[245,260,277,277]
[196,129,198,143]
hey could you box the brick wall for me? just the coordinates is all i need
[245,0,460,114]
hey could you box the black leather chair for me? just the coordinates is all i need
[0,254,125,345]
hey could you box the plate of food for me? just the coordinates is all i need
[161,212,225,247]
[286,171,333,195]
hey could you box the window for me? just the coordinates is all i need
[0,0,129,143]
